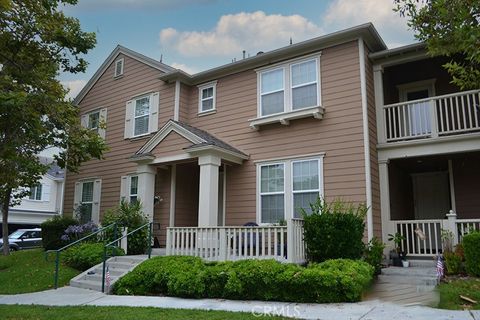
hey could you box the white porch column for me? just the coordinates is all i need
[379,160,394,249]
[373,65,386,144]
[137,164,156,222]
[198,154,221,227]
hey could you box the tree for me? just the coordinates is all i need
[395,0,480,90]
[0,0,107,255]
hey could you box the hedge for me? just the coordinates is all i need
[63,242,124,271]
[113,256,374,303]
[463,231,480,276]
[41,215,79,250]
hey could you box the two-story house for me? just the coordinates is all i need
[1,157,65,236]
[64,23,480,261]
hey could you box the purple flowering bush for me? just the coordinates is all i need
[61,221,99,242]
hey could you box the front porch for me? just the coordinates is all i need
[381,152,480,257]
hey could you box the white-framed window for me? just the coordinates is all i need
[257,156,323,224]
[129,176,138,203]
[81,108,107,139]
[133,95,150,136]
[259,163,285,224]
[29,184,43,201]
[198,81,217,114]
[257,55,320,117]
[124,92,159,139]
[114,58,124,77]
[74,178,101,224]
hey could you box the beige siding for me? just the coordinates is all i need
[174,162,199,227]
[365,43,382,239]
[179,83,191,122]
[184,41,367,225]
[63,53,175,219]
[150,131,192,158]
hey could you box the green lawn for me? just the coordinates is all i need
[0,249,80,294]
[0,305,288,319]
[437,278,480,310]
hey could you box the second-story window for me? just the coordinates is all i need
[198,81,217,114]
[29,184,43,200]
[258,56,320,117]
[134,96,150,136]
[81,108,107,139]
[260,68,284,116]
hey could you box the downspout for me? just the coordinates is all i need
[358,38,374,241]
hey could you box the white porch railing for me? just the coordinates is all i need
[165,219,306,264]
[383,90,480,142]
[392,211,480,257]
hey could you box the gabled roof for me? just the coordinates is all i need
[132,120,248,163]
[74,45,175,105]
[159,23,387,85]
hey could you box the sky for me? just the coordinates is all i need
[60,0,417,99]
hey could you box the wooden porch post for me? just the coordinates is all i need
[446,210,458,246]
[287,219,294,263]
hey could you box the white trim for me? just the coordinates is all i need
[137,120,206,154]
[254,152,325,164]
[114,58,124,77]
[249,106,324,130]
[74,45,173,105]
[256,155,324,225]
[358,38,373,241]
[254,51,322,72]
[448,159,457,213]
[398,78,436,102]
[169,164,176,227]
[174,80,180,121]
[186,145,248,164]
[222,164,227,227]
[198,81,217,114]
[151,154,191,164]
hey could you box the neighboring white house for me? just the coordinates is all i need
[0,158,64,236]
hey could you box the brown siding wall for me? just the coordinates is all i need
[365,43,382,238]
[453,154,480,219]
[63,53,175,220]
[174,162,199,227]
[153,168,171,244]
[179,83,191,122]
[150,131,192,158]
[184,41,367,225]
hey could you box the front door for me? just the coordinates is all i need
[412,171,450,219]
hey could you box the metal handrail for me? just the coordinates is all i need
[101,222,153,293]
[45,222,118,289]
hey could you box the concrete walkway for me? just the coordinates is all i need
[0,287,478,320]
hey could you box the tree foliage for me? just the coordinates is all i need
[0,0,107,255]
[395,0,480,90]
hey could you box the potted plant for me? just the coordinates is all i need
[388,233,406,267]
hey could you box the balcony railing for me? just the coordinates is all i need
[382,90,480,143]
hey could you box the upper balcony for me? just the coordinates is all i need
[375,55,480,147]
[382,89,480,143]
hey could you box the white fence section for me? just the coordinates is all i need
[391,211,480,257]
[383,90,480,142]
[166,219,306,264]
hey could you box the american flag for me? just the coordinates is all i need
[105,265,111,293]
[436,256,444,280]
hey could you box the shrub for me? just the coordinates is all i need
[61,221,99,242]
[302,198,366,262]
[114,256,374,303]
[463,231,480,277]
[41,215,79,250]
[364,237,385,275]
[102,200,149,255]
[63,242,124,271]
[444,251,463,275]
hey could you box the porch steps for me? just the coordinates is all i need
[365,265,440,306]
[69,255,149,293]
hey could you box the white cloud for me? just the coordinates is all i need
[62,80,87,100]
[170,62,198,75]
[322,0,415,48]
[159,11,322,57]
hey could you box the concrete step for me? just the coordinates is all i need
[377,274,438,286]
[381,266,437,277]
[69,255,148,293]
